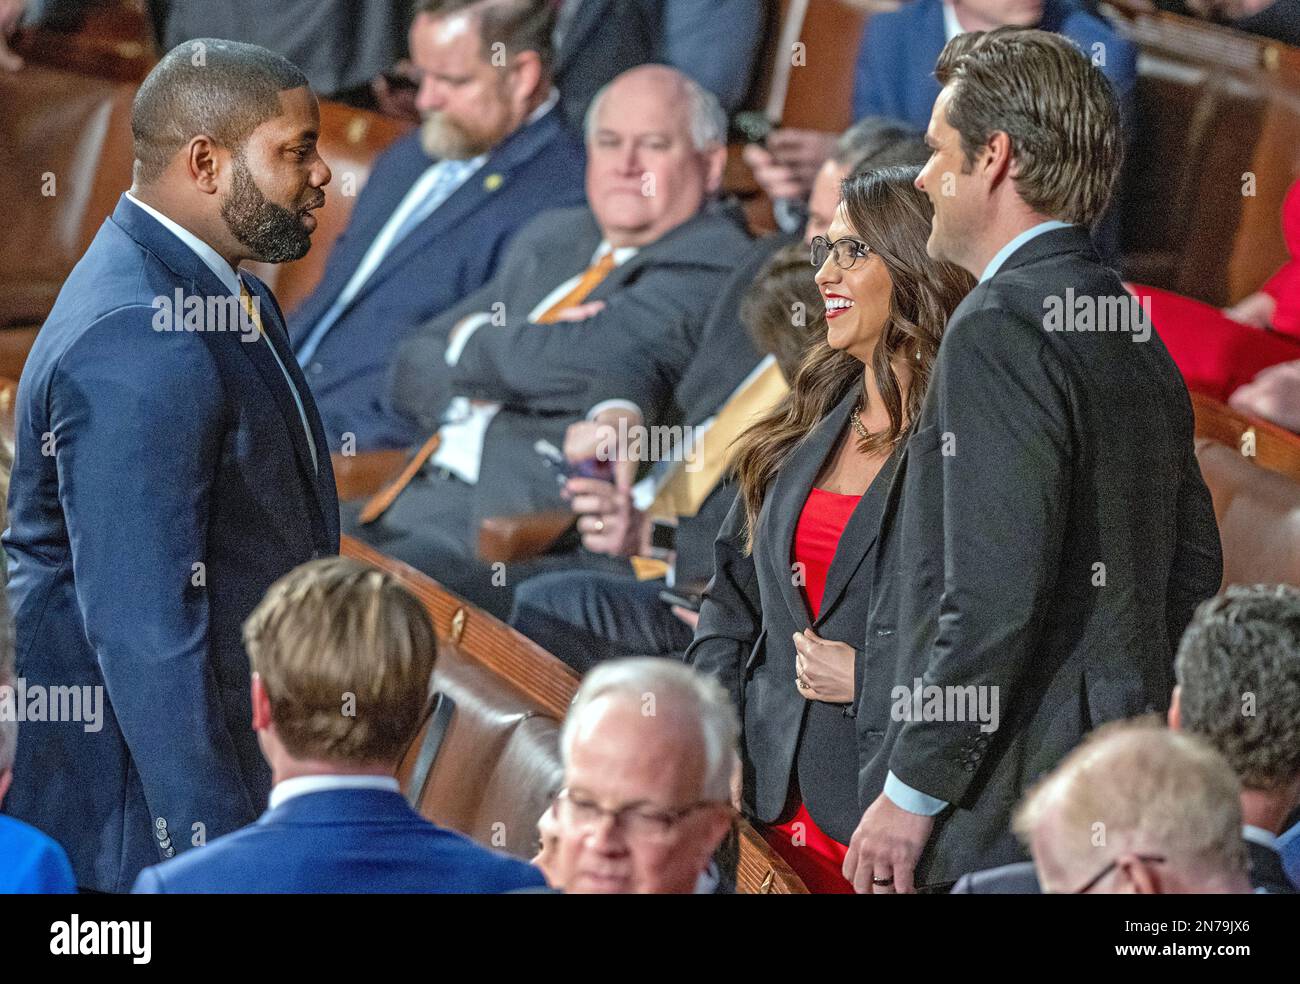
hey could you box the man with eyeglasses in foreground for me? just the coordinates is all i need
[534,659,737,893]
[1013,720,1252,894]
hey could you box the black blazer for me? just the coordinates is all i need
[862,226,1224,887]
[687,386,900,842]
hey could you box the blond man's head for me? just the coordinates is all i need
[243,557,437,767]
[1014,720,1249,894]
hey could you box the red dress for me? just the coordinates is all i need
[763,486,861,894]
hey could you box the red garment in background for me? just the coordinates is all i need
[1261,177,1300,340]
[764,487,860,894]
[1131,284,1300,402]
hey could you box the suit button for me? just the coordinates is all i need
[309,362,323,375]
[964,762,976,772]
[162,847,175,858]
[155,817,167,831]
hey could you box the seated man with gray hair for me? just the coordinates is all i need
[1013,720,1252,894]
[533,658,737,893]
[1170,584,1300,893]
[352,63,751,621]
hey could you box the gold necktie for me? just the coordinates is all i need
[535,251,617,323]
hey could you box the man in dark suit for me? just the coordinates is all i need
[291,0,586,452]
[133,558,546,893]
[351,65,750,619]
[551,0,764,130]
[852,0,1137,131]
[3,40,339,892]
[843,29,1222,893]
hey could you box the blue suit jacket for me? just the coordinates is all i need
[131,788,548,893]
[852,0,1137,131]
[289,107,587,452]
[3,196,340,893]
[0,815,77,893]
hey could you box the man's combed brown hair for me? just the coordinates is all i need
[934,27,1122,228]
[415,0,556,71]
[243,557,438,764]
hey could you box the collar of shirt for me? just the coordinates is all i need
[979,219,1074,283]
[125,191,243,297]
[942,0,963,41]
[1242,824,1281,852]
[529,86,561,125]
[269,774,402,812]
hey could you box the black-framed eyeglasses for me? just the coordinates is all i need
[811,235,873,271]
[1069,854,1167,894]
[552,787,726,842]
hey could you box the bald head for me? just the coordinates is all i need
[131,39,310,186]
[1015,721,1250,894]
[547,659,737,894]
[582,65,727,247]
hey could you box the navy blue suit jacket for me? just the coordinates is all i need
[131,788,547,893]
[289,107,586,452]
[3,196,340,893]
[851,0,1137,131]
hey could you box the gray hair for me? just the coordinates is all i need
[560,658,738,802]
[1175,584,1300,790]
[583,67,727,153]
[1014,720,1247,890]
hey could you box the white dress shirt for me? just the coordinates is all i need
[268,774,402,811]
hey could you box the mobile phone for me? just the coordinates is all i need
[658,589,703,613]
[534,440,614,483]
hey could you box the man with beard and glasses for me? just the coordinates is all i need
[289,0,585,453]
[2,39,338,892]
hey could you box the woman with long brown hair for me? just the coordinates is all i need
[686,165,973,892]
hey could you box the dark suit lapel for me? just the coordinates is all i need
[240,276,337,546]
[110,197,338,547]
[814,443,901,627]
[762,386,858,627]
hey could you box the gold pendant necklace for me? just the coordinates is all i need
[851,401,870,441]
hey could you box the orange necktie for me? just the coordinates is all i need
[535,251,616,323]
[359,253,617,525]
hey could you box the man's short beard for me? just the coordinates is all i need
[220,153,313,263]
[420,113,493,160]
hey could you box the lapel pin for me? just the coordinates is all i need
[483,173,504,192]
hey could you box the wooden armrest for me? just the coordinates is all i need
[331,449,409,502]
[477,510,575,564]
